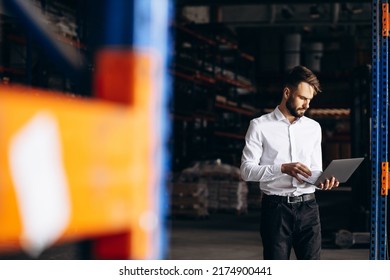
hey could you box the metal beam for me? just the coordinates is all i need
[370,0,389,260]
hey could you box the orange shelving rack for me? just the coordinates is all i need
[0,0,172,259]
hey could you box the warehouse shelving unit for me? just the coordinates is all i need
[171,20,259,171]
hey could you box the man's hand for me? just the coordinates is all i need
[281,162,312,183]
[318,177,339,190]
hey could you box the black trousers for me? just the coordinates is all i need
[260,194,321,260]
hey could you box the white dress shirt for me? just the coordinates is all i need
[240,106,322,196]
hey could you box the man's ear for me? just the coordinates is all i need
[283,87,290,99]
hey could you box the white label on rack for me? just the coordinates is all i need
[9,112,71,257]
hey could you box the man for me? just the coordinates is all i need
[240,65,339,260]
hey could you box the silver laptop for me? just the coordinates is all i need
[299,158,365,186]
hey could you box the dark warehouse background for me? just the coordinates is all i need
[168,1,372,260]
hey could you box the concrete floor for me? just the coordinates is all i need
[168,189,371,260]
[168,213,369,260]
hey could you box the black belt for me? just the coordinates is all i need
[263,193,315,204]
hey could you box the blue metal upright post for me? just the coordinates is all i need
[370,0,388,260]
[99,0,173,259]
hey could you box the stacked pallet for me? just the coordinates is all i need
[170,160,248,217]
[208,181,248,214]
[170,164,209,218]
[170,182,209,218]
[204,161,248,214]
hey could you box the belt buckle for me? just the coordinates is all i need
[287,196,302,204]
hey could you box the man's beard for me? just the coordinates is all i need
[286,97,305,118]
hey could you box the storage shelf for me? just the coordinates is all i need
[214,131,245,140]
[0,65,25,76]
[171,113,216,122]
[7,33,86,50]
[172,68,256,93]
[215,102,257,116]
[173,22,216,46]
[215,75,256,92]
[171,70,216,86]
[173,61,255,91]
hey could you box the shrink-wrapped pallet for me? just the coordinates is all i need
[170,159,249,217]
[170,182,209,218]
[208,180,248,214]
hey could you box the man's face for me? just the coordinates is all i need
[285,82,315,118]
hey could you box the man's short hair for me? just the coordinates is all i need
[284,65,321,94]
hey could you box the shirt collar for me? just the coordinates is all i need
[273,106,304,124]
[273,106,285,121]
